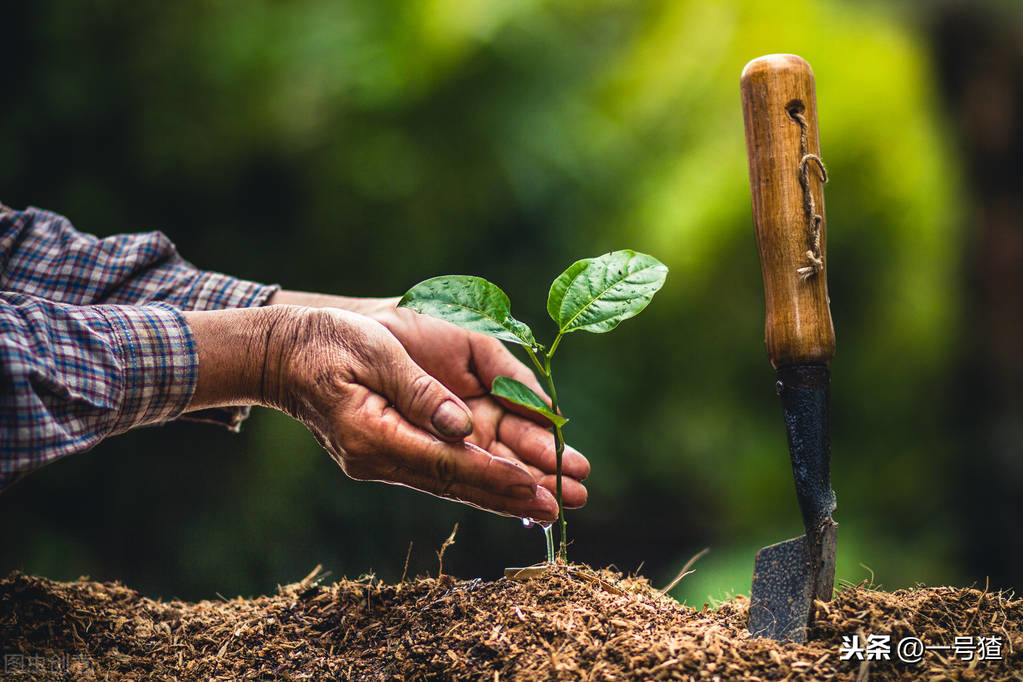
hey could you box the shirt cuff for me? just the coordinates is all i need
[93,303,199,434]
[185,271,280,312]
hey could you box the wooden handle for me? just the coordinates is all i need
[741,54,835,367]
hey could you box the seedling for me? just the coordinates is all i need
[399,250,667,563]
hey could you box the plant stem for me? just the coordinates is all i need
[525,342,568,563]
[548,333,564,360]
[542,352,568,563]
[552,424,567,562]
[524,346,547,378]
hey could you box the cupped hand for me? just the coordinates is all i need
[264,306,561,521]
[264,291,590,509]
[373,303,590,508]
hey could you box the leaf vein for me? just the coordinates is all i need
[560,260,662,331]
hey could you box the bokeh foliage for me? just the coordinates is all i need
[0,0,995,606]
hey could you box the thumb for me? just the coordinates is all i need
[365,340,474,441]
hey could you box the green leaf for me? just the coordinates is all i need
[398,275,538,347]
[547,250,668,334]
[491,376,567,428]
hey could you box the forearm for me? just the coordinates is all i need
[268,290,402,327]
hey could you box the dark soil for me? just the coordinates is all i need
[1,565,1020,680]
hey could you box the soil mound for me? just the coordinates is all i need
[1,567,1019,680]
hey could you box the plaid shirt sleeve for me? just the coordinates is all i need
[0,294,198,488]
[0,204,280,490]
[0,205,277,311]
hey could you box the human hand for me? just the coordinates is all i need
[266,290,590,508]
[372,302,590,508]
[184,305,559,521]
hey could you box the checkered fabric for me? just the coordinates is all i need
[0,204,279,490]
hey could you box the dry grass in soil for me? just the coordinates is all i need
[3,560,1021,681]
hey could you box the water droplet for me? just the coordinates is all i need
[521,518,535,528]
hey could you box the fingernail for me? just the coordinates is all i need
[432,400,472,438]
[509,483,537,499]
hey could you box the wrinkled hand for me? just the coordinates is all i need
[266,291,590,509]
[185,305,560,521]
[267,306,562,521]
[372,303,590,508]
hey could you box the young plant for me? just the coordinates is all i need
[398,250,667,562]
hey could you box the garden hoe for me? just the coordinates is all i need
[740,54,838,643]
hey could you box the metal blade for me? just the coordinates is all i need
[749,521,838,642]
[749,363,838,642]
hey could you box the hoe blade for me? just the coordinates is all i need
[749,521,838,643]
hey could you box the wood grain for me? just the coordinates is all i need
[741,54,835,367]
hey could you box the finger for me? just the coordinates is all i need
[342,393,538,498]
[470,336,556,425]
[358,329,475,441]
[463,395,501,450]
[490,442,588,508]
[344,398,557,519]
[382,466,559,522]
[497,413,591,480]
[534,475,588,509]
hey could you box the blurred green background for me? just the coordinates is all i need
[2,0,1021,607]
